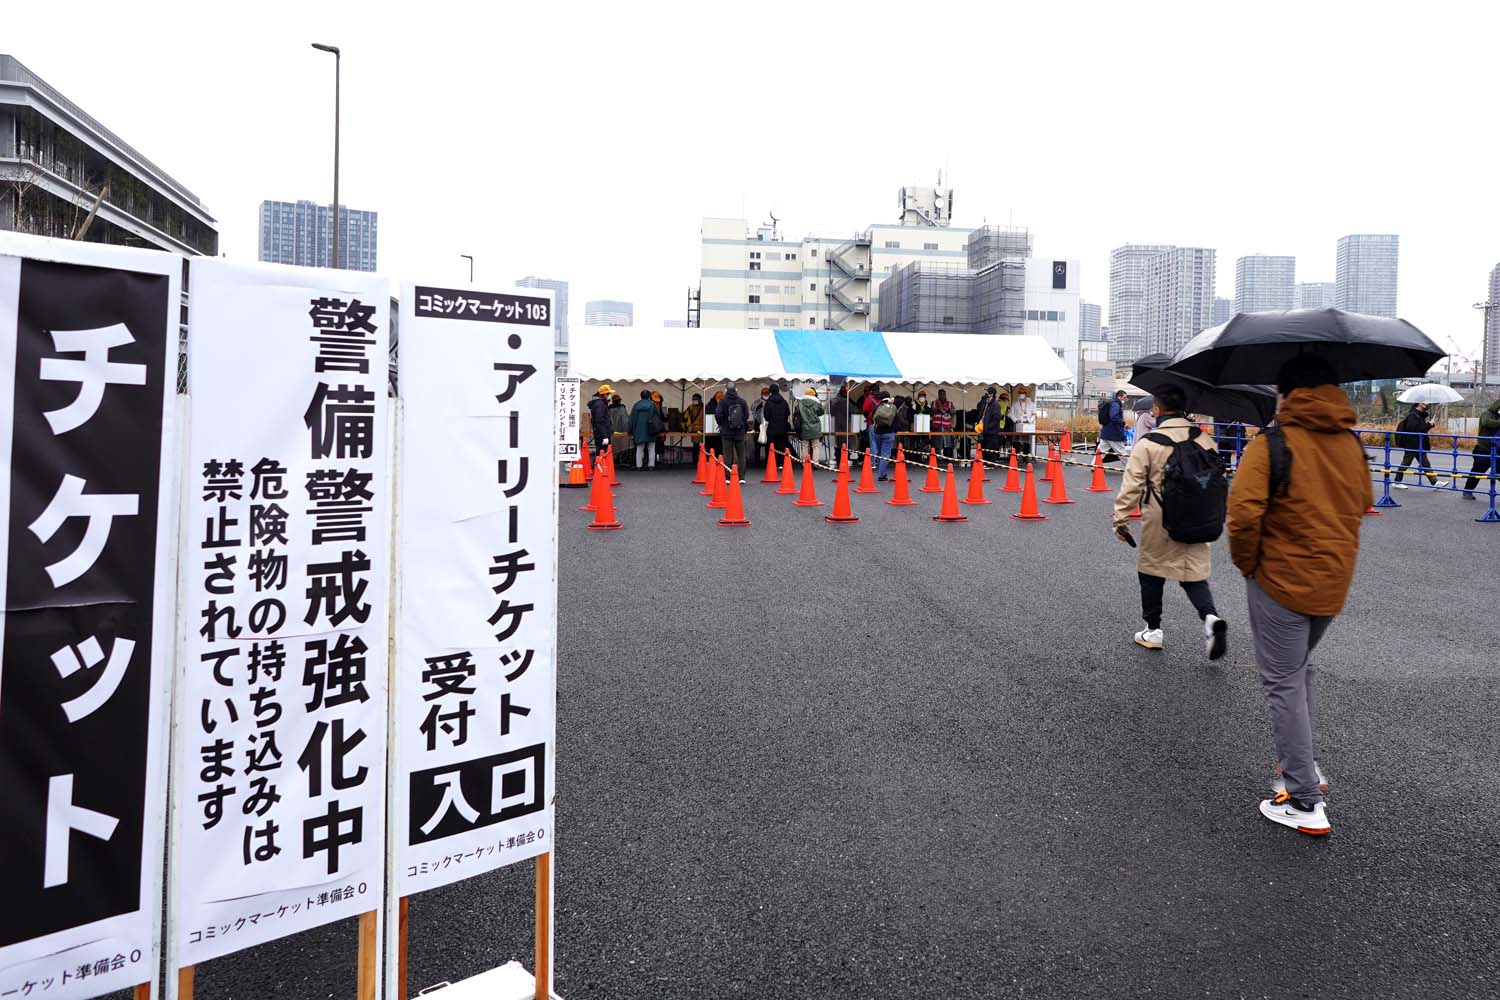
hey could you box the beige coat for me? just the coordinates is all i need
[1111,416,1217,581]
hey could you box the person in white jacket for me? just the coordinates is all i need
[1010,387,1037,458]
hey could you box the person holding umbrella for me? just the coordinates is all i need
[1227,355,1372,837]
[1392,401,1445,489]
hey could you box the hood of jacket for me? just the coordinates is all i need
[724,387,740,402]
[1276,384,1356,434]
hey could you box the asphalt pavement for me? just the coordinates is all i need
[187,453,1500,1000]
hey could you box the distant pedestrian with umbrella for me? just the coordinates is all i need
[1132,394,1156,440]
[1392,401,1445,488]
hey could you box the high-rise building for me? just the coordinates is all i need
[1296,282,1336,309]
[1213,297,1233,326]
[584,300,633,326]
[1486,266,1500,389]
[1334,235,1399,317]
[1234,255,1296,313]
[258,200,378,271]
[1079,301,1103,341]
[517,276,569,362]
[1144,247,1216,358]
[1108,244,1174,363]
[0,54,217,254]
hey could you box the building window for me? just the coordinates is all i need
[1046,311,1058,321]
[748,294,761,304]
[884,241,900,249]
[748,284,761,294]
[749,261,761,271]
[809,316,816,325]
[1026,310,1039,320]
[784,252,797,260]
[1058,311,1066,322]
[811,249,818,258]
[924,242,939,250]
[809,282,816,291]
[942,316,956,325]
[747,318,761,328]
[750,251,761,259]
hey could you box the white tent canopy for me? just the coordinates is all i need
[568,327,1073,387]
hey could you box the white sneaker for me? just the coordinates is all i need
[1133,627,1163,650]
[1204,614,1228,660]
[1429,478,1449,488]
[1259,791,1331,836]
[1392,483,1410,490]
[1272,761,1329,796]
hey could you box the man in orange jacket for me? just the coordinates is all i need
[1227,354,1372,837]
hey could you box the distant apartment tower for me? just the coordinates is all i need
[1234,255,1295,313]
[1486,265,1500,388]
[1297,282,1337,309]
[1335,235,1399,316]
[1144,247,1216,357]
[258,200,377,271]
[1079,300,1103,341]
[517,276,569,360]
[0,54,217,254]
[584,300,633,326]
[1108,244,1174,362]
[1213,297,1232,326]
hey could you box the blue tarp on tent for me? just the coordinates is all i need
[772,329,902,379]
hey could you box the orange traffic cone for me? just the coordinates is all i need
[888,445,918,506]
[581,435,593,482]
[932,463,968,522]
[579,459,603,512]
[761,443,779,483]
[1363,505,1383,517]
[692,443,707,485]
[719,466,751,526]
[976,444,990,482]
[1043,444,1058,482]
[1043,456,1076,504]
[856,449,879,494]
[1087,451,1110,492]
[920,449,942,493]
[1060,429,1073,454]
[1010,464,1048,521]
[962,447,992,505]
[707,461,729,510]
[604,444,619,486]
[776,450,797,494]
[825,468,859,523]
[1129,504,1142,520]
[587,468,623,530]
[561,454,588,489]
[701,451,719,495]
[793,453,824,507]
[1001,452,1021,493]
[839,442,850,476]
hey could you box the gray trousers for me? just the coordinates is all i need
[720,437,748,478]
[1246,577,1331,804]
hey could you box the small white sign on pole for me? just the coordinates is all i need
[392,283,558,898]
[172,259,392,966]
[555,377,582,461]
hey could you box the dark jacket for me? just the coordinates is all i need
[796,396,824,441]
[718,389,750,440]
[1395,406,1433,451]
[1475,400,1500,452]
[892,398,913,434]
[763,391,791,436]
[1100,399,1128,442]
[588,395,611,437]
[831,391,852,432]
[978,398,1003,444]
[628,399,658,444]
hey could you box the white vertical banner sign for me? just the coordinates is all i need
[555,377,581,462]
[172,259,391,965]
[0,234,180,1000]
[393,283,557,897]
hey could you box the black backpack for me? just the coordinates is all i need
[1144,428,1227,544]
[1097,399,1113,427]
[721,398,746,435]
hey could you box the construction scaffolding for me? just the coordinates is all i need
[972,260,1027,335]
[965,225,1032,271]
[876,262,975,332]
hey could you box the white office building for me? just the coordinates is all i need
[1108,244,1174,363]
[1144,247,1216,358]
[1234,255,1295,313]
[585,299,633,326]
[1297,282,1336,309]
[699,183,972,332]
[1022,257,1082,393]
[1335,235,1399,317]
[1212,297,1233,326]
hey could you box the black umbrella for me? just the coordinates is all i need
[1167,309,1445,386]
[1132,395,1154,414]
[1130,354,1279,427]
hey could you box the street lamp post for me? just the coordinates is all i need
[461,254,474,283]
[311,43,341,269]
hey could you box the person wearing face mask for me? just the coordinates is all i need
[910,389,933,462]
[1010,386,1037,459]
[931,388,956,459]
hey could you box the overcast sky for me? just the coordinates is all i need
[10,1,1497,363]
